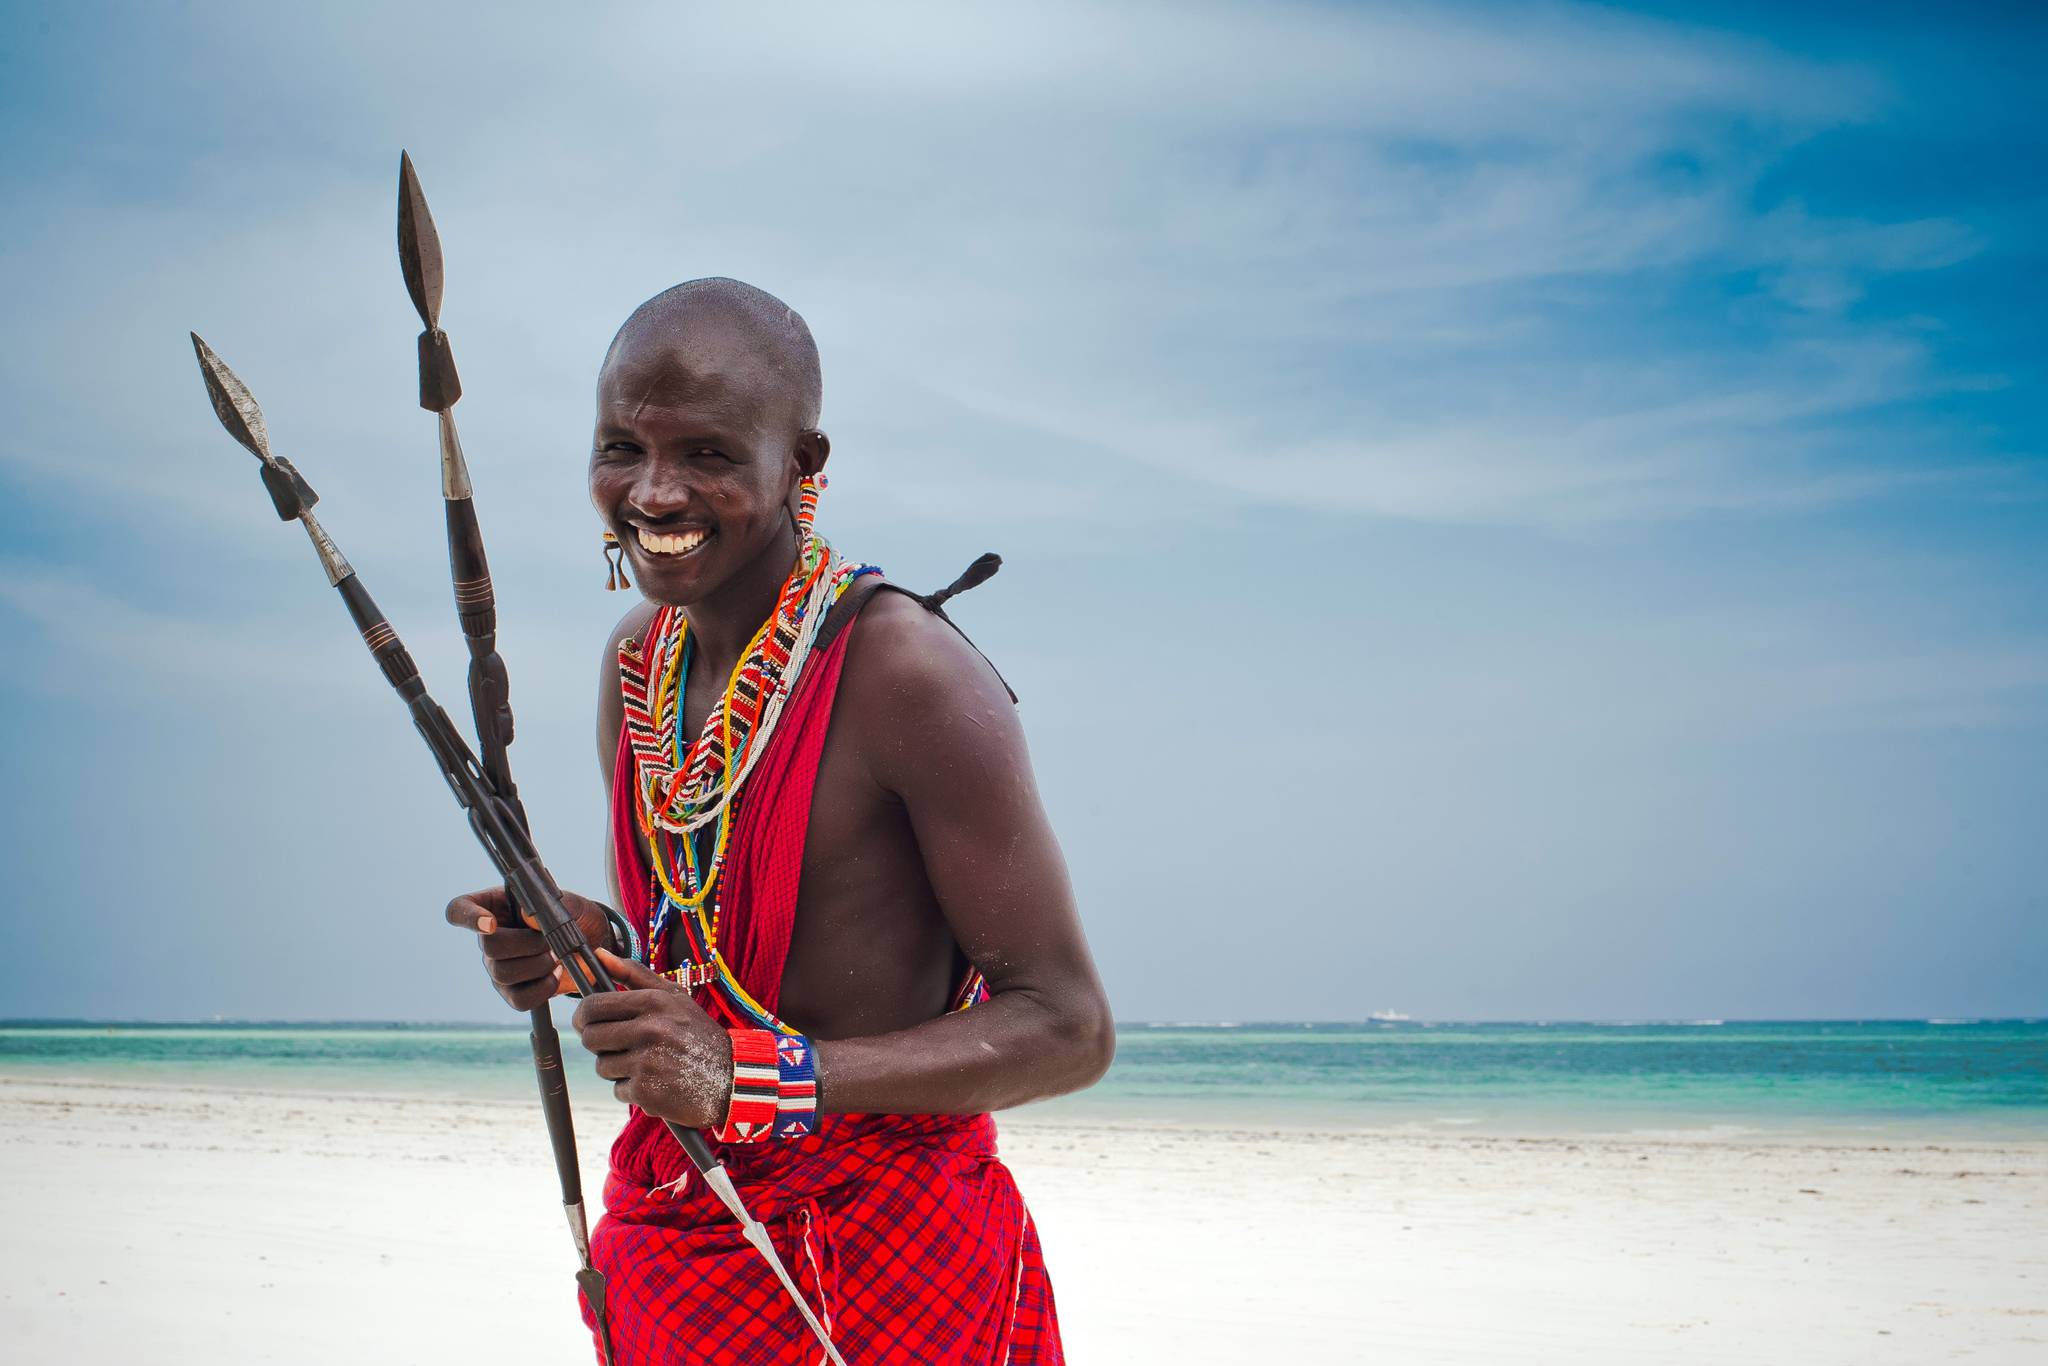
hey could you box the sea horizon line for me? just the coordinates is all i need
[3,1015,2040,1030]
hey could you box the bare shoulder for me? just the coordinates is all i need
[837,584,1021,793]
[597,598,664,779]
[840,585,1012,712]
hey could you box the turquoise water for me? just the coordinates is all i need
[3,1019,2044,1140]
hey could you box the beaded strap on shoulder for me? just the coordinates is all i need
[616,608,676,827]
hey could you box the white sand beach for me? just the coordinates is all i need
[2,1075,2043,1364]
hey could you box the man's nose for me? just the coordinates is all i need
[624,458,701,521]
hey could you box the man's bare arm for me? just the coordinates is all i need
[806,595,1116,1114]
[576,592,1113,1126]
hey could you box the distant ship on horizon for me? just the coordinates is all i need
[1369,1008,1413,1022]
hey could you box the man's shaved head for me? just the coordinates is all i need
[601,277,823,430]
[590,278,832,609]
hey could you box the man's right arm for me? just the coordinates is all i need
[443,601,657,1010]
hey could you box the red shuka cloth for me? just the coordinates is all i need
[584,608,1065,1365]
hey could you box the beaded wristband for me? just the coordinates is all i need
[773,1033,818,1139]
[714,1029,779,1143]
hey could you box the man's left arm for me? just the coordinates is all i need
[572,597,1115,1126]
[808,599,1116,1114]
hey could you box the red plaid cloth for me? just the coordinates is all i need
[591,595,1065,1364]
[583,1110,1062,1365]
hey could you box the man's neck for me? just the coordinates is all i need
[681,517,800,679]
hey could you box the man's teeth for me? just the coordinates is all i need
[635,527,711,556]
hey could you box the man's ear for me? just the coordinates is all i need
[796,428,831,479]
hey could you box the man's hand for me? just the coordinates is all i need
[571,951,735,1129]
[444,885,615,1011]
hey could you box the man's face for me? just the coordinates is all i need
[589,329,808,607]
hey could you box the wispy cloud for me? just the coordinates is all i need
[0,0,2010,537]
[0,2,2041,1021]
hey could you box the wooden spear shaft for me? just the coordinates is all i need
[395,150,616,1361]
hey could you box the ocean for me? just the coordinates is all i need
[5,1018,2044,1141]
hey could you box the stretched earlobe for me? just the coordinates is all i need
[602,530,631,591]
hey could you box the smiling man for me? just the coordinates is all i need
[445,278,1112,1366]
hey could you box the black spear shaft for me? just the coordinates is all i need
[394,152,611,1354]
[190,333,850,1366]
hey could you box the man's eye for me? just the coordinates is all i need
[690,448,728,461]
[598,442,642,456]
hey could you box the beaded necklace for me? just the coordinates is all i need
[616,476,875,1002]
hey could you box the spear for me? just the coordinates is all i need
[393,150,614,1360]
[189,333,850,1366]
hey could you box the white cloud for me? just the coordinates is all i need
[0,0,1992,542]
[2,1,2042,1024]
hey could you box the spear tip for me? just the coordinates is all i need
[189,331,273,463]
[396,149,445,329]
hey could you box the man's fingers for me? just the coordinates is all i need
[571,990,642,1030]
[445,896,488,932]
[581,1023,626,1056]
[571,986,670,1033]
[503,981,557,1013]
[487,951,559,988]
[597,949,675,991]
[446,886,514,932]
[577,1017,651,1057]
[477,926,548,960]
[447,885,564,1013]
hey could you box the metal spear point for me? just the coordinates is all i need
[397,151,469,491]
[702,1166,851,1366]
[191,333,350,585]
[191,331,273,460]
[396,151,445,335]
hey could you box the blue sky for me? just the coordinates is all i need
[1,1,2042,1022]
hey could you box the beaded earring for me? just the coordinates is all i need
[795,473,826,532]
[602,530,630,591]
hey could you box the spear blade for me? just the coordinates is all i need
[188,334,347,578]
[190,331,273,464]
[397,150,445,330]
[399,152,462,412]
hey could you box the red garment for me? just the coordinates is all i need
[586,605,1065,1365]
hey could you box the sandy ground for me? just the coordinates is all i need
[2,1076,2043,1364]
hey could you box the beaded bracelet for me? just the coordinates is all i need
[773,1033,818,1139]
[600,905,642,963]
[714,1029,780,1143]
[711,1028,820,1142]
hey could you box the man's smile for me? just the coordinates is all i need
[632,524,714,558]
